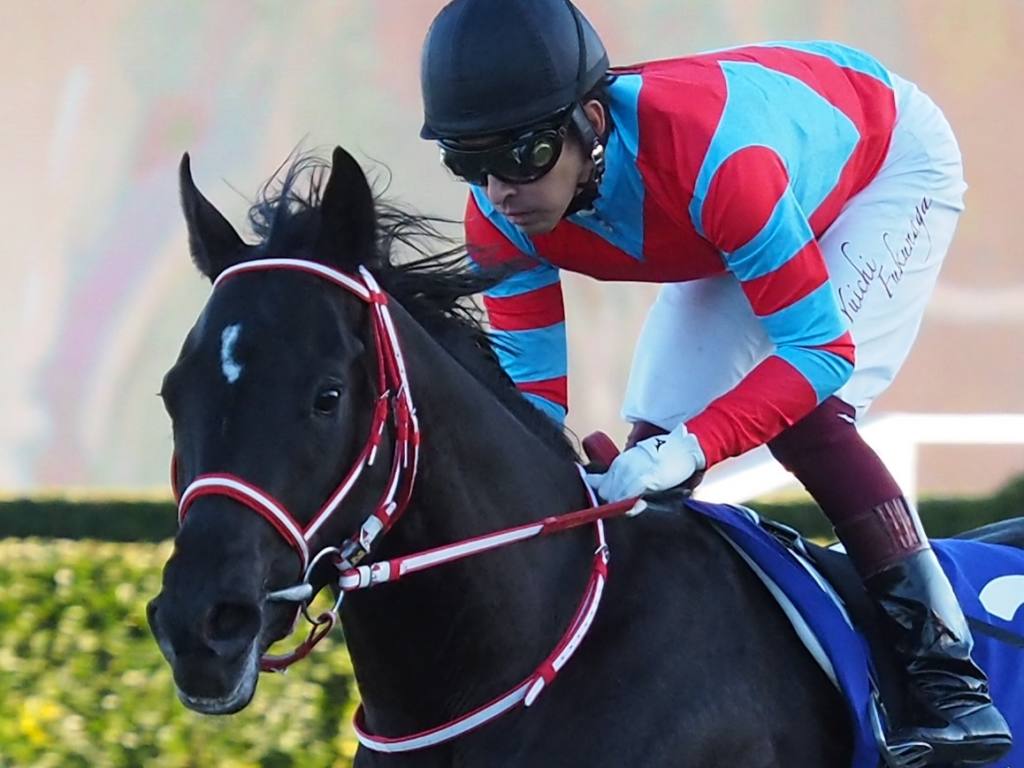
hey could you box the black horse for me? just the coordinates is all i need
[149,147,857,766]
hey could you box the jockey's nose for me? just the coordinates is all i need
[486,175,517,207]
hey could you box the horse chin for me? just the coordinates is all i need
[175,642,261,715]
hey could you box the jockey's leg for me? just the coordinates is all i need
[769,398,1011,765]
[768,72,1009,765]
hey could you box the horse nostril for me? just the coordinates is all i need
[204,601,261,648]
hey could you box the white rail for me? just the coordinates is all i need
[695,413,1024,507]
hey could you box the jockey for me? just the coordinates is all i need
[419,0,1011,764]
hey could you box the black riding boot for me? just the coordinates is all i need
[866,548,1013,766]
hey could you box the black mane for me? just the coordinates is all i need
[245,153,578,462]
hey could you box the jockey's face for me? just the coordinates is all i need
[453,100,606,236]
[482,132,589,235]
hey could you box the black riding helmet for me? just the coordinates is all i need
[420,0,609,140]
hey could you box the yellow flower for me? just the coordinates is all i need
[37,701,62,722]
[18,710,46,747]
[18,698,63,746]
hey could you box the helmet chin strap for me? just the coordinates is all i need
[563,103,606,216]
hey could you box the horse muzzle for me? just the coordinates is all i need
[147,591,265,714]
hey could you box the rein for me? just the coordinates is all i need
[170,258,645,753]
[339,467,644,752]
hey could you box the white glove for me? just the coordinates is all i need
[586,424,706,503]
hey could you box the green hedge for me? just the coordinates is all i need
[2,474,1022,543]
[0,498,177,542]
[0,539,359,768]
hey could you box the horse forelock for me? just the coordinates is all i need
[236,151,578,462]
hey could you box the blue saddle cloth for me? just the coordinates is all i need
[684,499,1024,768]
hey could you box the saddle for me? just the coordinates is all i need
[754,516,909,724]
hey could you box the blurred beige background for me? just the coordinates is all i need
[2,1,1022,494]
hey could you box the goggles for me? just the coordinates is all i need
[438,109,574,186]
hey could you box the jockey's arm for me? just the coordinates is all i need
[686,146,856,467]
[465,193,569,423]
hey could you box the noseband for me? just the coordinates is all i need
[173,258,420,669]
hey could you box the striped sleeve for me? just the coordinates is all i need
[465,191,568,423]
[686,146,856,466]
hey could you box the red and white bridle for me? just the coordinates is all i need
[173,258,420,669]
[170,257,645,753]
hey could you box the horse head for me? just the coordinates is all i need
[147,147,398,714]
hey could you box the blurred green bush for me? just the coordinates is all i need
[0,476,1020,764]
[0,539,359,768]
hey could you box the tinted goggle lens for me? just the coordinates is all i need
[440,125,566,186]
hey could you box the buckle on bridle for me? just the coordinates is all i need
[341,539,369,567]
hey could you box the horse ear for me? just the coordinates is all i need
[316,146,377,268]
[179,153,247,281]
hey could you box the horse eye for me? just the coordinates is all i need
[313,387,342,415]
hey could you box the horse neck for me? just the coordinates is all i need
[340,302,595,735]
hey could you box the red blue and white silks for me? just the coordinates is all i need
[466,42,917,467]
[621,72,963,442]
[686,499,1024,768]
